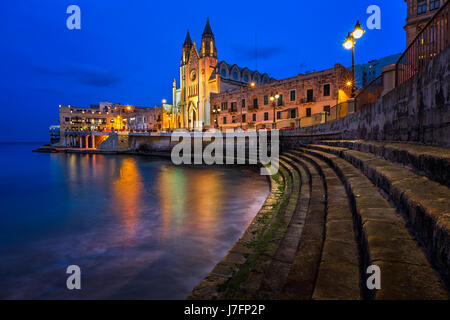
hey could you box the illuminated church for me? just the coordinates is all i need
[166,18,273,130]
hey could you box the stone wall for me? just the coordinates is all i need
[280,47,450,148]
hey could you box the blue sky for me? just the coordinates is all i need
[0,0,406,142]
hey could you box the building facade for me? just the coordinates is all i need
[211,64,352,130]
[354,53,402,88]
[404,0,446,46]
[175,18,273,130]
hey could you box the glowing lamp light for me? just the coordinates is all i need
[343,33,354,50]
[270,96,275,102]
[126,106,132,111]
[162,99,167,104]
[346,81,352,87]
[275,94,280,99]
[250,82,256,87]
[352,20,365,39]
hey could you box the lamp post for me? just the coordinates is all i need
[269,94,280,129]
[343,20,365,98]
[212,106,221,129]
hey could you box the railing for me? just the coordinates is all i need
[325,101,349,122]
[396,0,449,85]
[355,75,383,111]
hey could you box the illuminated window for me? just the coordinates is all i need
[430,0,440,10]
[417,0,427,15]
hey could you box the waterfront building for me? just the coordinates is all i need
[354,53,402,88]
[404,0,446,46]
[211,64,352,130]
[174,18,273,130]
[126,106,162,132]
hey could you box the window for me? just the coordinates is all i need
[264,95,269,105]
[221,102,228,110]
[65,118,70,122]
[277,111,282,120]
[264,112,269,121]
[290,109,297,119]
[241,99,246,109]
[243,75,249,82]
[242,114,246,122]
[306,108,311,117]
[417,0,427,14]
[253,98,258,108]
[223,117,227,124]
[221,69,227,78]
[278,94,283,106]
[324,105,331,115]
[307,89,314,102]
[252,113,256,122]
[233,72,238,80]
[430,0,440,10]
[290,90,296,101]
[323,84,331,97]
[231,102,237,112]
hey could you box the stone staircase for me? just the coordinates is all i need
[189,140,449,300]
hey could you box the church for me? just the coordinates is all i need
[166,18,273,130]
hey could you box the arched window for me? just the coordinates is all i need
[243,74,249,82]
[221,69,227,78]
[233,72,238,80]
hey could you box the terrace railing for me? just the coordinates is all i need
[396,0,449,85]
[355,75,383,111]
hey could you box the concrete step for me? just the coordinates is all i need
[292,152,362,300]
[231,159,301,299]
[307,143,450,289]
[279,153,327,299]
[319,140,450,188]
[296,147,448,299]
[254,157,306,299]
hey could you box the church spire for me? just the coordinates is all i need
[200,18,217,58]
[183,29,192,47]
[202,17,213,36]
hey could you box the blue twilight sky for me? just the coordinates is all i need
[0,0,406,142]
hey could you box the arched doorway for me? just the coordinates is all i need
[188,102,198,130]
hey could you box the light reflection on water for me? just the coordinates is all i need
[0,145,269,299]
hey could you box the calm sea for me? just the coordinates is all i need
[0,143,269,299]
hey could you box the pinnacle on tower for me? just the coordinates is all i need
[202,17,213,36]
[184,29,192,47]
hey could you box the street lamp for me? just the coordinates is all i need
[269,94,280,129]
[343,20,365,98]
[212,106,221,129]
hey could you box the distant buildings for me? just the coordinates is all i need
[354,53,402,89]
[59,102,161,134]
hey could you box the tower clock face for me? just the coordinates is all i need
[190,70,197,81]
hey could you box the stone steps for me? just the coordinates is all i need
[319,140,450,188]
[279,153,327,299]
[306,143,450,289]
[296,147,448,299]
[289,151,362,300]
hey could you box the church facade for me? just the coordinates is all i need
[168,18,272,130]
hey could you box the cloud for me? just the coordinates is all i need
[31,63,122,87]
[231,44,285,62]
